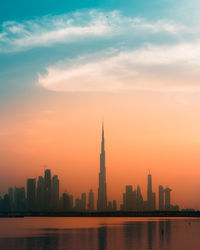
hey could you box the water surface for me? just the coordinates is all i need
[0,217,199,250]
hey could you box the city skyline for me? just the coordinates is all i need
[0,125,182,212]
[0,167,180,213]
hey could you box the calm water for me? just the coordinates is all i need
[0,217,199,250]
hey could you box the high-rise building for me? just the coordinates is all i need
[121,185,136,211]
[97,123,107,211]
[152,192,156,210]
[75,198,82,211]
[81,193,86,211]
[37,176,44,211]
[27,178,36,211]
[62,193,72,211]
[69,194,73,210]
[159,185,164,211]
[88,189,94,211]
[165,187,172,211]
[108,201,112,210]
[44,169,51,211]
[8,187,14,211]
[136,185,144,211]
[14,187,26,212]
[2,194,10,212]
[147,172,152,210]
[112,200,117,211]
[52,175,59,210]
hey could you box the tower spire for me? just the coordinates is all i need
[97,122,107,211]
[101,121,105,153]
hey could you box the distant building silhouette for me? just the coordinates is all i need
[2,194,10,212]
[152,192,156,210]
[97,123,107,211]
[69,194,73,210]
[147,172,156,211]
[14,187,26,212]
[113,200,117,211]
[73,193,87,211]
[88,189,94,211]
[75,198,82,211]
[8,187,14,211]
[52,175,59,210]
[165,188,172,211]
[121,185,136,211]
[147,172,153,211]
[27,178,36,211]
[136,185,144,211]
[81,193,86,211]
[62,193,72,211]
[44,169,51,211]
[108,201,112,210]
[159,185,164,211]
[37,176,44,211]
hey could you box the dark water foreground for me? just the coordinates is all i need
[0,217,199,250]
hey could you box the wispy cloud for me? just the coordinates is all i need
[0,10,185,53]
[37,41,200,92]
[2,9,199,93]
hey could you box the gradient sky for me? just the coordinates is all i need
[1,0,200,209]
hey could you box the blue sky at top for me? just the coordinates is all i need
[1,0,200,108]
[0,0,177,22]
[1,0,198,23]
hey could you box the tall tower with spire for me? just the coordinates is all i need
[97,123,107,211]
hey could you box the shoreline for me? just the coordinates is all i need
[0,211,199,218]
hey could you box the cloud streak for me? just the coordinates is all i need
[37,41,200,92]
[0,10,186,53]
[2,9,200,93]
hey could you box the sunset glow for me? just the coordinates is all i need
[1,0,200,211]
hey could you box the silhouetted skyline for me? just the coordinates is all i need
[0,124,184,213]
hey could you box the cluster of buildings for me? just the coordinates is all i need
[119,178,178,211]
[0,169,95,212]
[0,124,179,213]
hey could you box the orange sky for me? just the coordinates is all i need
[1,91,200,210]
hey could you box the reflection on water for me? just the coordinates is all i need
[0,217,199,250]
[98,226,106,250]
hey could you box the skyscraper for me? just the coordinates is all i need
[62,193,71,211]
[81,193,86,211]
[14,187,26,212]
[152,192,156,210]
[165,187,172,211]
[44,169,51,211]
[37,176,44,211]
[8,187,14,211]
[88,189,94,211]
[75,198,82,211]
[27,178,36,211]
[108,201,112,210]
[136,185,144,211]
[121,185,136,211]
[97,123,107,211]
[112,200,117,211]
[147,172,153,211]
[159,185,164,211]
[52,175,59,210]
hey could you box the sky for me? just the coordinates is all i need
[1,0,200,209]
